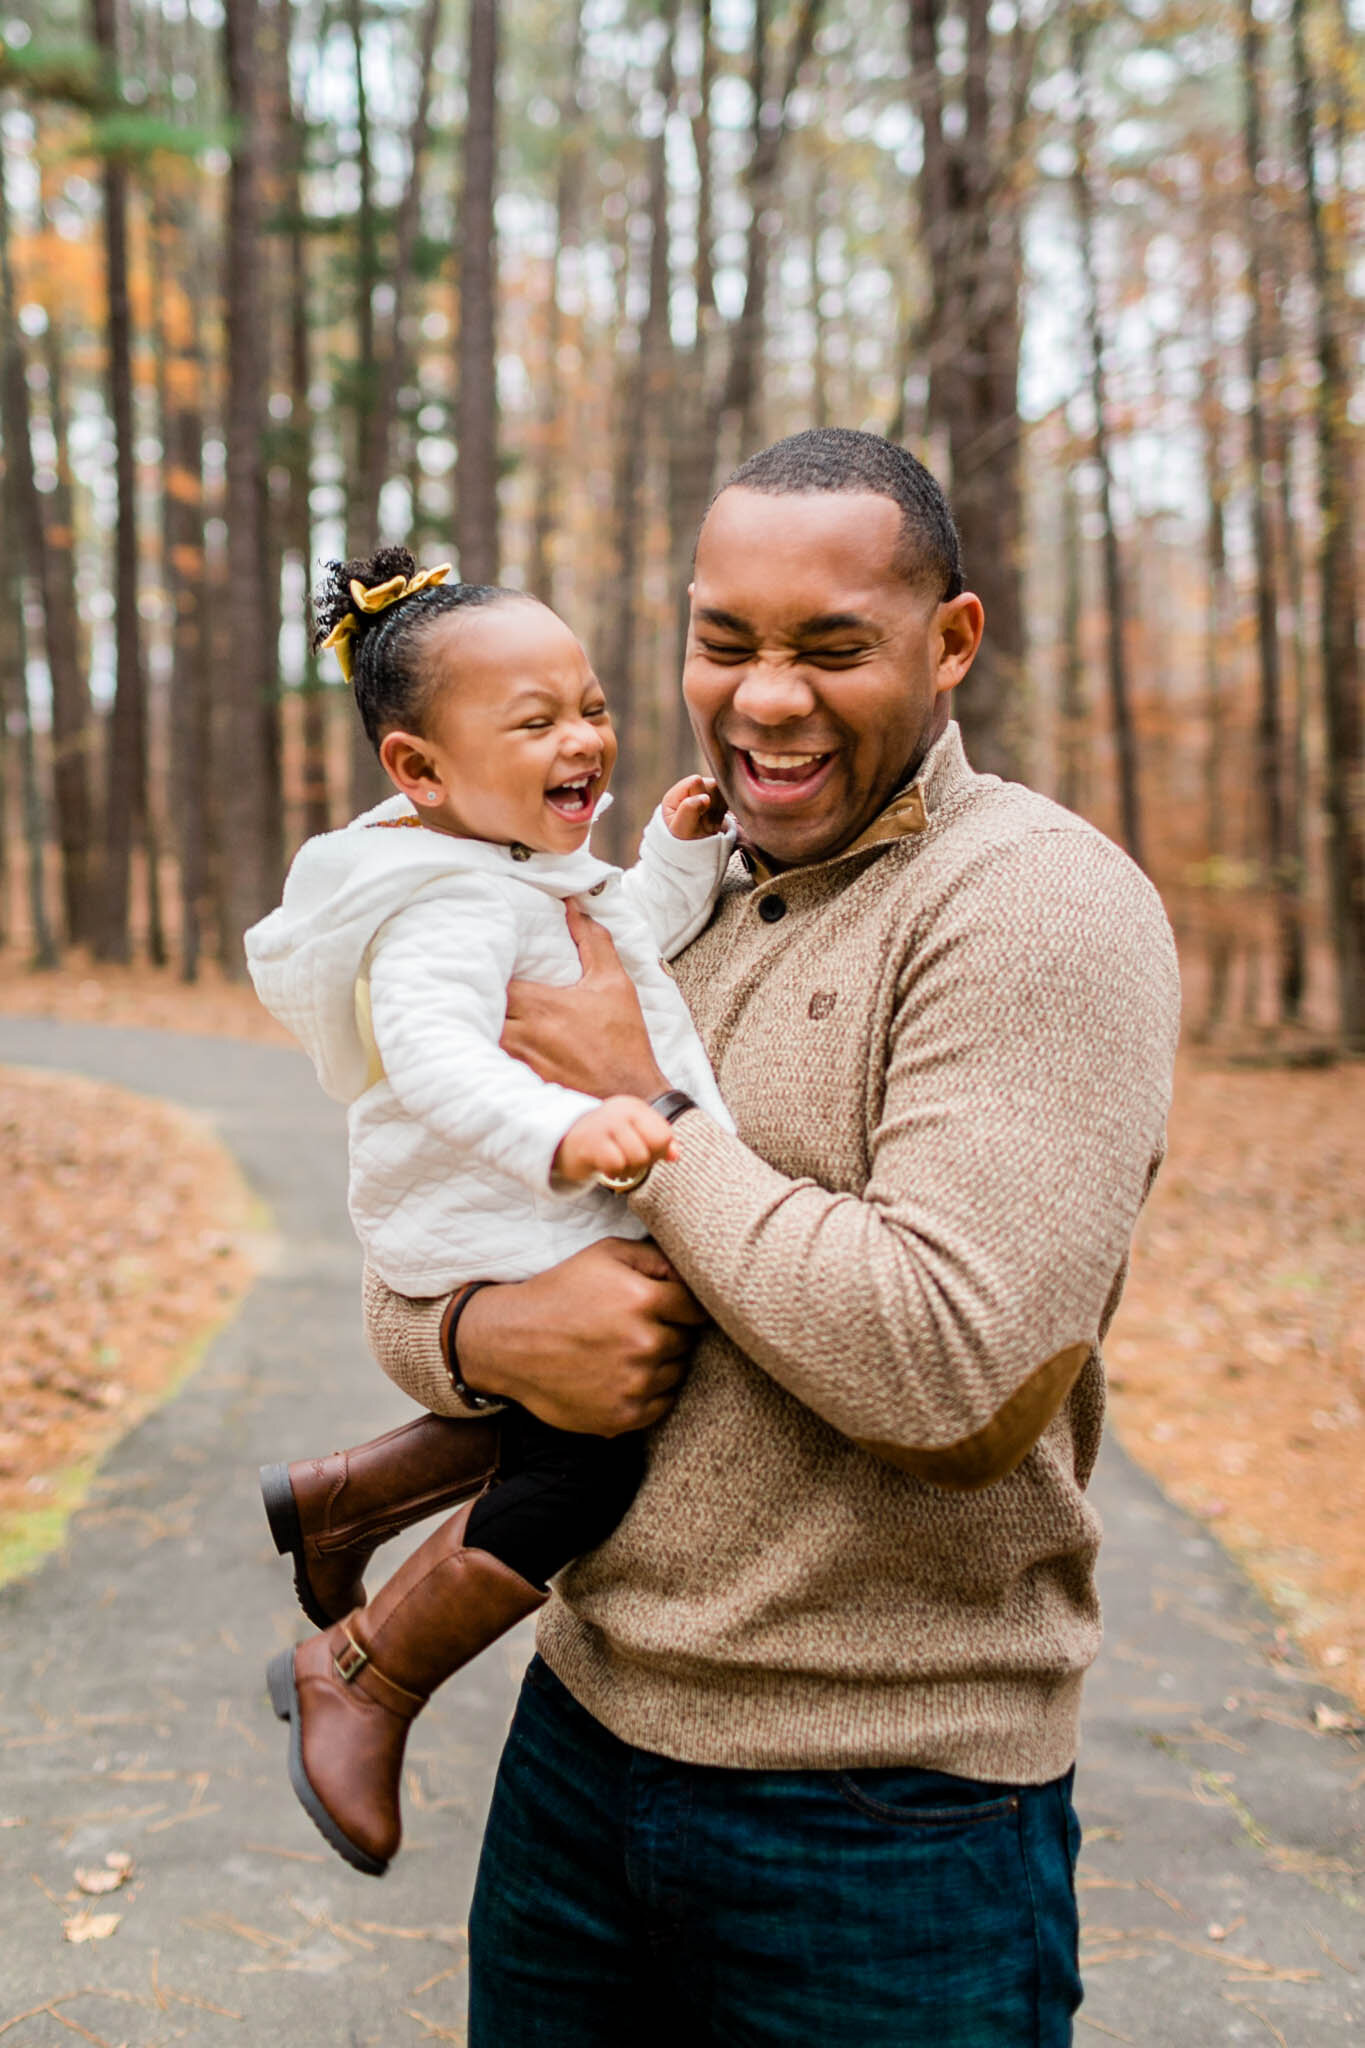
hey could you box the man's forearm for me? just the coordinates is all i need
[361,1266,491,1418]
[360,1267,546,1415]
[630,1115,1118,1486]
[363,1241,703,1438]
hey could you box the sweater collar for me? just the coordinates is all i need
[739,721,972,885]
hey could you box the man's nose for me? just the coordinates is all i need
[730,657,817,724]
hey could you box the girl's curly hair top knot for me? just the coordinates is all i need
[313,545,525,749]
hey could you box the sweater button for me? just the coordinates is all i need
[758,895,787,923]
[509,843,532,862]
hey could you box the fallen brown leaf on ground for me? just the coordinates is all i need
[61,1908,121,1943]
[72,1853,134,1896]
[0,951,289,1045]
[1109,1053,1365,1710]
[0,1065,256,1576]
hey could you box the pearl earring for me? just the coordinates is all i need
[425,791,439,803]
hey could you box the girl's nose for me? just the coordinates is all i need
[562,718,604,759]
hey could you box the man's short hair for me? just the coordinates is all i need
[715,428,965,600]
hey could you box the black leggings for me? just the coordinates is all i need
[464,1405,646,1591]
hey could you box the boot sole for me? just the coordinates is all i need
[266,1650,389,1879]
[260,1463,336,1633]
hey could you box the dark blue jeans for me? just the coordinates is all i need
[468,1657,1082,2046]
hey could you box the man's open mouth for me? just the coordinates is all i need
[736,749,835,804]
[544,772,600,821]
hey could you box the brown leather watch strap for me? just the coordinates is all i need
[440,1282,497,1412]
[649,1090,698,1124]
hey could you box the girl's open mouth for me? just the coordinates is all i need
[544,773,600,822]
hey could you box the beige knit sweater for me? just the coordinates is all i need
[363,724,1180,1782]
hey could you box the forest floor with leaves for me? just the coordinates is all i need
[1,950,1362,1714]
[0,1057,258,1584]
[1107,1051,1365,1714]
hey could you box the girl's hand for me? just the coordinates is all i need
[553,1096,679,1187]
[662,774,728,840]
[502,902,670,1099]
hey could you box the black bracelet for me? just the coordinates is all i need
[650,1089,698,1124]
[441,1280,498,1411]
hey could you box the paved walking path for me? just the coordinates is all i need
[0,1018,1360,2047]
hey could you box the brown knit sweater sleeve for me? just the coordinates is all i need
[359,1264,495,1418]
[632,827,1180,1483]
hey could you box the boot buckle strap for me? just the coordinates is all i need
[334,1631,369,1684]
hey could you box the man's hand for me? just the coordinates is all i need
[455,1237,706,1435]
[502,902,670,1100]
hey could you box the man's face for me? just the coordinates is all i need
[683,488,982,867]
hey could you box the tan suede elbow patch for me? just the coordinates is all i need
[856,1342,1093,1492]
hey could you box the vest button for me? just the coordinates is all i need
[758,895,787,923]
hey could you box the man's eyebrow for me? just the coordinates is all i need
[792,611,872,636]
[694,607,753,634]
[694,607,874,637]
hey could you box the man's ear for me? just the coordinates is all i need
[933,593,985,696]
[379,728,441,802]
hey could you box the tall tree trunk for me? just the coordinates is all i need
[664,0,719,772]
[359,0,444,538]
[292,264,328,842]
[1290,0,1365,1047]
[0,688,8,948]
[1240,0,1299,1020]
[1070,15,1143,868]
[0,541,56,970]
[907,0,1030,782]
[90,0,146,960]
[34,180,95,946]
[1057,460,1086,817]
[1266,225,1309,1022]
[600,5,681,863]
[1197,251,1234,1040]
[716,0,823,461]
[347,0,380,548]
[220,0,279,964]
[808,179,830,429]
[344,0,389,815]
[281,72,327,845]
[151,186,211,982]
[0,135,57,968]
[665,0,818,772]
[455,0,501,588]
[528,0,586,605]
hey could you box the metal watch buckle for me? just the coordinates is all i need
[333,1633,369,1684]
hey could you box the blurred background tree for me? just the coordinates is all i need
[0,0,1361,1049]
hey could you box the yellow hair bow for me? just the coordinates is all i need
[319,562,453,682]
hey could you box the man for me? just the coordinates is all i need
[322,430,1180,2041]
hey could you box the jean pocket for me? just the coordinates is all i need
[523,1653,563,1699]
[833,1770,1021,1828]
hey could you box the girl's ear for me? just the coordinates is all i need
[379,728,442,803]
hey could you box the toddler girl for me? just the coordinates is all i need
[245,548,734,1877]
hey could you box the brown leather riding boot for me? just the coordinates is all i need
[260,1412,502,1630]
[266,1500,546,1876]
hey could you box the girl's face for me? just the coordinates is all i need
[379,599,618,854]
